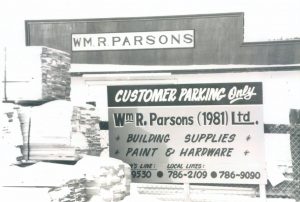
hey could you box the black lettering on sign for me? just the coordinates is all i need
[126,148,158,157]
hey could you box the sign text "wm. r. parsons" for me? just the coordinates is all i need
[72,30,194,51]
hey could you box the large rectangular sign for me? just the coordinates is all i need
[108,82,266,184]
[72,30,194,51]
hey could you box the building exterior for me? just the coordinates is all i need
[25,12,300,123]
[24,12,300,200]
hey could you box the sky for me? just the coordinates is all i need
[0,0,300,50]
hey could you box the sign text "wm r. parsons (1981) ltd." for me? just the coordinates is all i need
[107,82,266,184]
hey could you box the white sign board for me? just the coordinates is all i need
[108,82,266,184]
[72,30,194,51]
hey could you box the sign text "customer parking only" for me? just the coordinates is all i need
[108,82,266,184]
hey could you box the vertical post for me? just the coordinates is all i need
[184,183,190,202]
[259,184,267,202]
[4,47,7,101]
[290,109,300,125]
